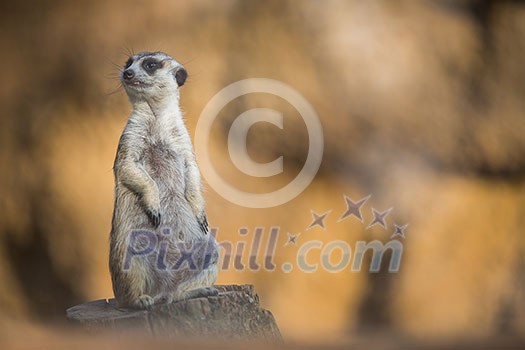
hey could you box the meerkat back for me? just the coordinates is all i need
[109,51,219,309]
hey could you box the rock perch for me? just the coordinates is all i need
[66,285,282,342]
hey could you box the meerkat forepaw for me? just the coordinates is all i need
[145,207,161,228]
[133,295,155,309]
[184,286,219,300]
[154,294,173,305]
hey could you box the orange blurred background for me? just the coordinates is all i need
[1,0,525,347]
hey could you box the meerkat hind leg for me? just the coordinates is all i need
[170,267,219,302]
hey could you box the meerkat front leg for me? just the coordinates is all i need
[183,153,208,233]
[117,149,162,228]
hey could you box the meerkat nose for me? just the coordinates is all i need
[123,69,135,80]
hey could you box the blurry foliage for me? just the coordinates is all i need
[0,0,525,342]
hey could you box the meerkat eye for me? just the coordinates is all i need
[142,59,160,73]
[124,58,133,69]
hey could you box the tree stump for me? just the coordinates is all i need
[66,284,282,342]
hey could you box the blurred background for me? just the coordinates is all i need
[1,0,525,347]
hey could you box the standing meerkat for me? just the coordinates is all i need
[109,51,219,309]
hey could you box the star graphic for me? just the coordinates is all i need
[391,224,408,239]
[284,232,301,246]
[367,208,392,229]
[307,210,331,230]
[338,194,371,223]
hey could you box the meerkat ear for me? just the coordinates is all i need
[173,67,187,87]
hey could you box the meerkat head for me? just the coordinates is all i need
[120,51,187,103]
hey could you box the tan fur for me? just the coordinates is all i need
[109,52,218,309]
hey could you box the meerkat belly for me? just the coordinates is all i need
[137,143,189,285]
[144,141,185,196]
[143,141,194,227]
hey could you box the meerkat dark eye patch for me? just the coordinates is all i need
[142,58,162,74]
[124,58,133,69]
[173,67,187,87]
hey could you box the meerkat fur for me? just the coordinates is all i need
[109,51,219,309]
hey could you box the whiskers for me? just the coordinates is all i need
[105,46,137,97]
[123,46,135,58]
[106,82,124,97]
[105,61,124,97]
[180,54,201,83]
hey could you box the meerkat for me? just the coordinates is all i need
[109,51,219,309]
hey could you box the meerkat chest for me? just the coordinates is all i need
[143,137,185,183]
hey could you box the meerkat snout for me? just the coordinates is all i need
[122,69,135,80]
